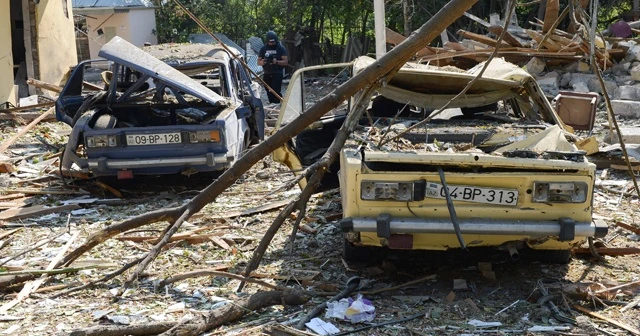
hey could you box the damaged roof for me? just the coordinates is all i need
[188,34,245,55]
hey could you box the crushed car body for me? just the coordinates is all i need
[272,56,607,263]
[56,37,264,178]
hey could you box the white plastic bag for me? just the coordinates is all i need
[325,294,375,323]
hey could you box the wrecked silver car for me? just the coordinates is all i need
[56,37,264,178]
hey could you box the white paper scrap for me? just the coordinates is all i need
[467,319,502,328]
[305,317,340,335]
[528,325,571,332]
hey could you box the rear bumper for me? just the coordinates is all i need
[87,152,231,172]
[341,214,608,241]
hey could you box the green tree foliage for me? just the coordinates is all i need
[153,0,635,54]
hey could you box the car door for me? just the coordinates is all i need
[272,62,353,189]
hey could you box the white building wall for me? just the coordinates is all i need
[0,1,15,105]
[36,0,78,87]
[127,9,157,47]
[85,13,132,59]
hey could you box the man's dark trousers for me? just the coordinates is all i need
[263,72,283,104]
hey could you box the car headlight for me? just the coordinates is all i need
[361,180,425,201]
[189,130,221,143]
[85,135,117,148]
[532,182,588,203]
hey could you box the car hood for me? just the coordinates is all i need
[98,36,227,107]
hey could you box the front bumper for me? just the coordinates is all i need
[341,214,608,241]
[87,152,231,172]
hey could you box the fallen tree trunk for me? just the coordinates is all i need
[68,290,310,336]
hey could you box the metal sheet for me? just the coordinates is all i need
[98,36,226,107]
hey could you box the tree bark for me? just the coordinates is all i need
[403,0,412,36]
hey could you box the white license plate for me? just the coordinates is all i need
[425,182,518,206]
[126,132,182,146]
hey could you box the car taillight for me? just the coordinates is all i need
[86,135,117,148]
[532,182,588,203]
[189,130,221,143]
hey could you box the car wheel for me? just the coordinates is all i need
[343,237,374,263]
[93,114,117,129]
[531,249,572,264]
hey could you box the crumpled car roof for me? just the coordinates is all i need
[353,56,536,110]
[98,37,226,106]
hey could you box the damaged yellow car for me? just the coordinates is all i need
[272,57,607,263]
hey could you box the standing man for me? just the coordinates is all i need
[258,31,288,104]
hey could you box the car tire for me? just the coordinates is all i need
[343,237,374,263]
[93,114,117,129]
[531,249,572,264]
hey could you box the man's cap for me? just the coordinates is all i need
[266,30,278,42]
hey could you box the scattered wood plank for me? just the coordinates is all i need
[526,29,563,51]
[457,29,512,48]
[621,294,640,312]
[0,198,31,210]
[463,11,491,28]
[0,228,22,241]
[542,0,559,33]
[0,188,90,195]
[0,102,55,114]
[0,112,57,122]
[94,181,123,198]
[611,164,640,172]
[614,221,640,235]
[26,78,62,93]
[443,41,469,51]
[385,27,409,46]
[572,247,640,256]
[0,194,26,201]
[594,279,640,295]
[573,304,640,335]
[249,271,320,282]
[210,236,231,250]
[386,27,437,57]
[0,264,116,276]
[487,25,524,47]
[0,204,81,221]
[0,107,56,154]
[3,284,70,299]
[0,231,79,314]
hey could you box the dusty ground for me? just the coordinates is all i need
[1,98,640,336]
